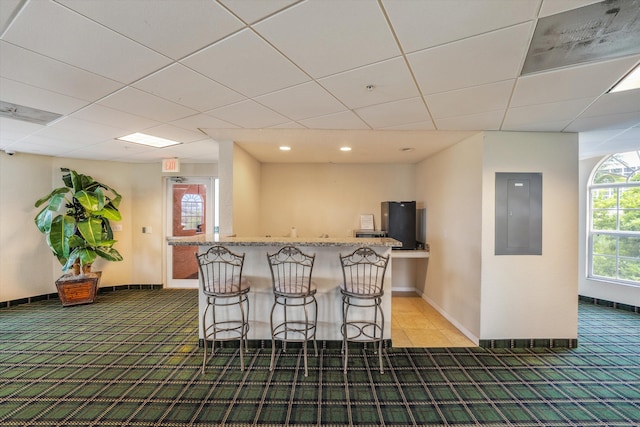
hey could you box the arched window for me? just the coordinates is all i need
[589,150,640,286]
[181,193,204,231]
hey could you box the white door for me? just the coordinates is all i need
[166,177,216,288]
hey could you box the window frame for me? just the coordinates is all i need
[180,193,205,231]
[587,151,640,286]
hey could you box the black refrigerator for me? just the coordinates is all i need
[381,201,416,250]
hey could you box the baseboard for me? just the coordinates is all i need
[98,284,163,293]
[479,338,578,349]
[198,339,394,349]
[420,294,480,345]
[578,295,640,314]
[0,284,163,309]
[391,286,417,294]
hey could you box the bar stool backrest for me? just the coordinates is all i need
[267,246,315,296]
[340,247,389,296]
[196,245,246,296]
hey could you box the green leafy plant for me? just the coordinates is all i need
[34,168,123,273]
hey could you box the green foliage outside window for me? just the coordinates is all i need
[590,151,640,285]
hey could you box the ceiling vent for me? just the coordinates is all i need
[522,0,640,75]
[0,101,63,125]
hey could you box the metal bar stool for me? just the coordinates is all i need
[339,247,389,374]
[196,245,250,374]
[267,246,318,377]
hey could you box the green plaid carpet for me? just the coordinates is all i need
[1,289,639,426]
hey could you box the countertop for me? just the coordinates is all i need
[167,234,402,247]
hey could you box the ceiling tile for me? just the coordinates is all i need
[381,120,436,131]
[220,0,299,24]
[435,110,505,130]
[182,29,308,98]
[2,0,170,83]
[578,90,640,118]
[356,97,432,129]
[319,57,419,109]
[502,97,594,130]
[511,55,640,107]
[97,87,197,123]
[255,81,346,121]
[140,124,207,144]
[58,0,244,60]
[0,117,43,143]
[0,77,88,115]
[506,118,573,132]
[522,1,640,75]
[62,139,149,161]
[0,41,122,101]
[408,23,533,95]
[426,80,515,119]
[3,136,80,156]
[270,121,306,129]
[110,148,172,163]
[383,0,539,53]
[160,139,219,162]
[170,114,239,132]
[297,110,370,130]
[206,99,289,128]
[133,64,245,112]
[565,111,640,132]
[70,104,161,131]
[0,0,637,163]
[580,128,627,146]
[45,116,129,141]
[31,125,104,145]
[539,0,602,17]
[0,0,22,33]
[254,1,400,78]
[579,127,640,158]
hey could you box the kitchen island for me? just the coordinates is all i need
[168,235,401,342]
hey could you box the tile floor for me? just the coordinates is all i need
[391,292,476,347]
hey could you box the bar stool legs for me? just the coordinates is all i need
[339,247,389,375]
[267,246,318,377]
[269,294,318,377]
[341,293,385,374]
[196,246,251,374]
[202,292,250,374]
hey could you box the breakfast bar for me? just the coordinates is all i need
[168,235,401,342]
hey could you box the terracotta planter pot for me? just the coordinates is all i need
[55,273,100,307]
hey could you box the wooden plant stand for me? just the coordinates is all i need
[55,272,101,307]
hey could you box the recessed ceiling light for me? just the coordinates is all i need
[609,63,640,93]
[117,132,181,148]
[340,146,352,152]
[279,146,291,151]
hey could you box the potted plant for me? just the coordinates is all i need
[34,168,123,305]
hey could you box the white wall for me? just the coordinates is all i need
[259,163,415,238]
[578,156,640,306]
[416,131,580,343]
[0,152,217,302]
[218,141,235,236]
[232,144,262,236]
[0,152,55,301]
[481,132,579,340]
[416,133,484,339]
[130,164,164,284]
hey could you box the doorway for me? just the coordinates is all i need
[165,177,216,288]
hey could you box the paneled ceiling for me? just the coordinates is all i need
[1,0,639,164]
